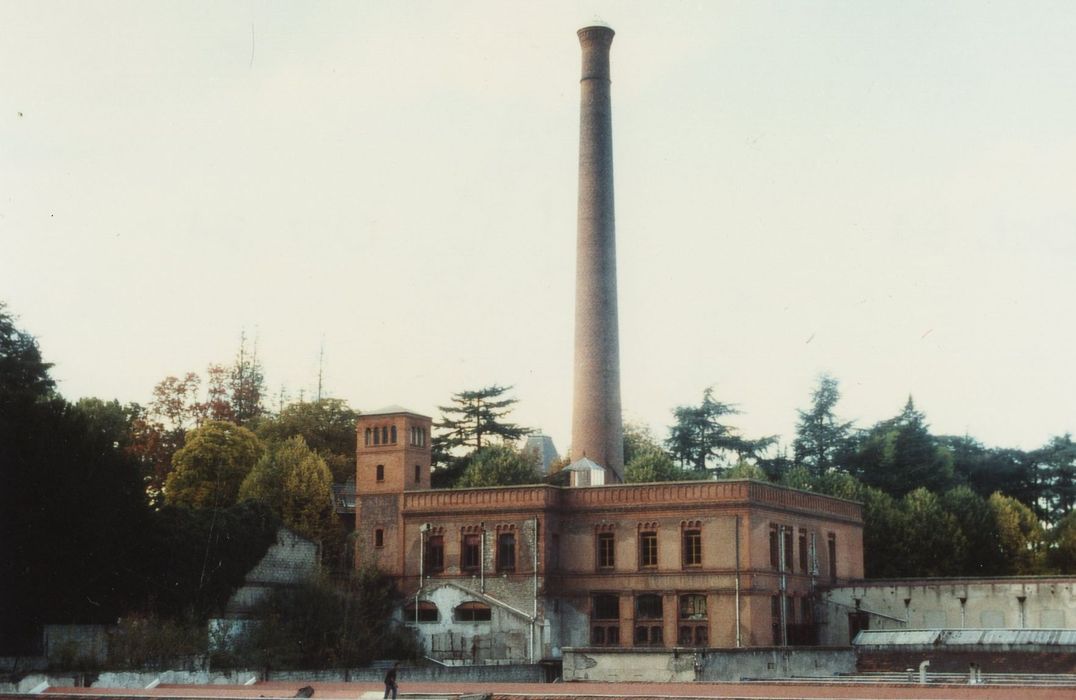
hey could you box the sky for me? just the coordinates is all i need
[3,1,1074,457]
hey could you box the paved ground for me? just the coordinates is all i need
[35,681,1076,700]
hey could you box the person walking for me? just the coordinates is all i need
[383,662,399,700]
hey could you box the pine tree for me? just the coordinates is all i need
[433,385,529,452]
[793,374,854,476]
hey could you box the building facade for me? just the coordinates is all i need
[355,408,864,664]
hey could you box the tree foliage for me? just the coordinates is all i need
[434,385,529,454]
[1034,433,1076,525]
[665,387,775,474]
[240,436,335,543]
[623,422,689,483]
[0,302,55,401]
[145,500,279,620]
[793,374,854,476]
[165,421,264,509]
[256,398,359,482]
[849,397,956,496]
[989,492,1046,574]
[456,443,542,488]
[228,568,417,669]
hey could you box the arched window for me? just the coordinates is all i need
[364,428,371,446]
[454,601,492,622]
[404,601,439,623]
[382,426,389,445]
[391,425,397,444]
[373,427,381,446]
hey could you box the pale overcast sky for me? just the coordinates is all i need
[3,1,1074,456]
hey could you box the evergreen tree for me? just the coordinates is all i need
[1034,433,1076,525]
[665,387,774,474]
[849,397,956,497]
[793,374,854,476]
[434,385,530,452]
[229,331,266,425]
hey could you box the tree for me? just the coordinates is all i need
[1048,509,1076,573]
[860,486,907,578]
[256,398,359,483]
[665,387,775,474]
[778,464,814,491]
[623,422,692,483]
[989,492,1046,574]
[849,397,956,497]
[0,302,54,402]
[165,421,264,509]
[232,568,416,669]
[725,460,769,481]
[1,308,153,643]
[145,500,279,621]
[793,374,854,476]
[456,444,542,488]
[240,436,335,543]
[1034,433,1076,525]
[897,488,967,577]
[434,385,530,454]
[941,485,1007,575]
[940,435,1037,505]
[229,332,265,425]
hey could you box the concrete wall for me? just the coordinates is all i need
[820,578,1076,646]
[0,664,545,693]
[562,647,855,682]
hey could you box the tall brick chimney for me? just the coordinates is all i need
[571,23,624,482]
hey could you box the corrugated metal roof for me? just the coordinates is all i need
[855,628,1076,647]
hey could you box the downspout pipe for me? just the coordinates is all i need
[532,515,539,663]
[734,514,742,648]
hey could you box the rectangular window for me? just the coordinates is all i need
[414,464,421,483]
[799,530,808,573]
[376,464,385,482]
[591,593,621,645]
[769,524,779,568]
[828,533,837,581]
[461,533,481,571]
[682,529,702,567]
[374,528,384,548]
[497,532,516,572]
[639,531,657,568]
[597,532,615,569]
[679,594,708,647]
[783,526,794,571]
[425,535,444,574]
[635,625,663,646]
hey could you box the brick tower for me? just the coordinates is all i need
[571,23,624,482]
[354,406,432,573]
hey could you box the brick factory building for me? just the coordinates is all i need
[354,407,864,664]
